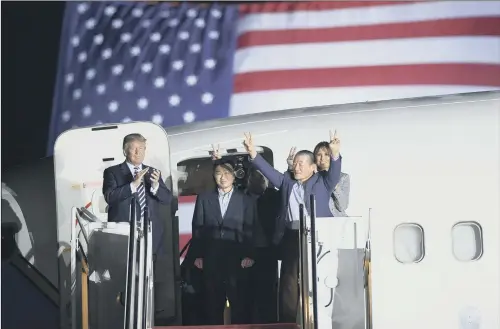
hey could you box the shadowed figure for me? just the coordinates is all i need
[245,167,280,324]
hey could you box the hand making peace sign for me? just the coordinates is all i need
[243,132,257,159]
[329,130,341,158]
[287,146,297,169]
[211,144,222,160]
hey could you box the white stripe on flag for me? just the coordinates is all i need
[234,37,500,74]
[237,1,500,34]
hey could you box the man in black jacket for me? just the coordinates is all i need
[190,160,257,325]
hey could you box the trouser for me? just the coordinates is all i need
[250,247,279,324]
[278,229,300,323]
[203,259,251,325]
[153,253,176,325]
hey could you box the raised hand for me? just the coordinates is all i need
[287,146,297,169]
[211,144,222,160]
[241,257,254,268]
[243,132,257,159]
[329,130,341,158]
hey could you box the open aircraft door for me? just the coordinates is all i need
[53,122,177,329]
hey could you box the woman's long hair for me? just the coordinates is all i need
[313,141,331,157]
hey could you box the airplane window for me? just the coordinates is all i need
[451,222,483,262]
[393,223,425,263]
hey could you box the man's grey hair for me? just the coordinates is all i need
[122,133,147,152]
[294,150,315,164]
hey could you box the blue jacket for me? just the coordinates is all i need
[250,154,341,244]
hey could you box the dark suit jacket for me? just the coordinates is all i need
[247,188,281,248]
[102,161,173,254]
[288,170,351,217]
[189,189,257,262]
[251,154,342,245]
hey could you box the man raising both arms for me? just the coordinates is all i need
[243,130,342,323]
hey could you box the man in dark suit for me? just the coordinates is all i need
[102,133,173,322]
[190,159,257,325]
[102,133,172,251]
[243,131,342,323]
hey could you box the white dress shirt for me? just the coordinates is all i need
[218,187,234,217]
[286,154,339,229]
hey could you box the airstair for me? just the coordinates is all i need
[69,195,370,329]
[1,222,59,329]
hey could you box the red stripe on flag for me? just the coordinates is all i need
[179,233,192,255]
[238,17,500,49]
[234,64,500,94]
[239,1,418,14]
[179,195,197,203]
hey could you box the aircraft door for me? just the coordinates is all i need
[300,213,369,329]
[53,122,174,329]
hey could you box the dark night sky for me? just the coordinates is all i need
[2,1,66,170]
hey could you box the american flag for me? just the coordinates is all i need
[49,0,500,150]
[49,1,500,252]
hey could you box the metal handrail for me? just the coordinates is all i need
[142,209,150,329]
[299,204,310,329]
[298,196,319,329]
[124,199,138,329]
[73,197,154,329]
[309,195,318,329]
[123,198,154,329]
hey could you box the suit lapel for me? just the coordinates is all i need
[120,161,134,183]
[208,191,224,225]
